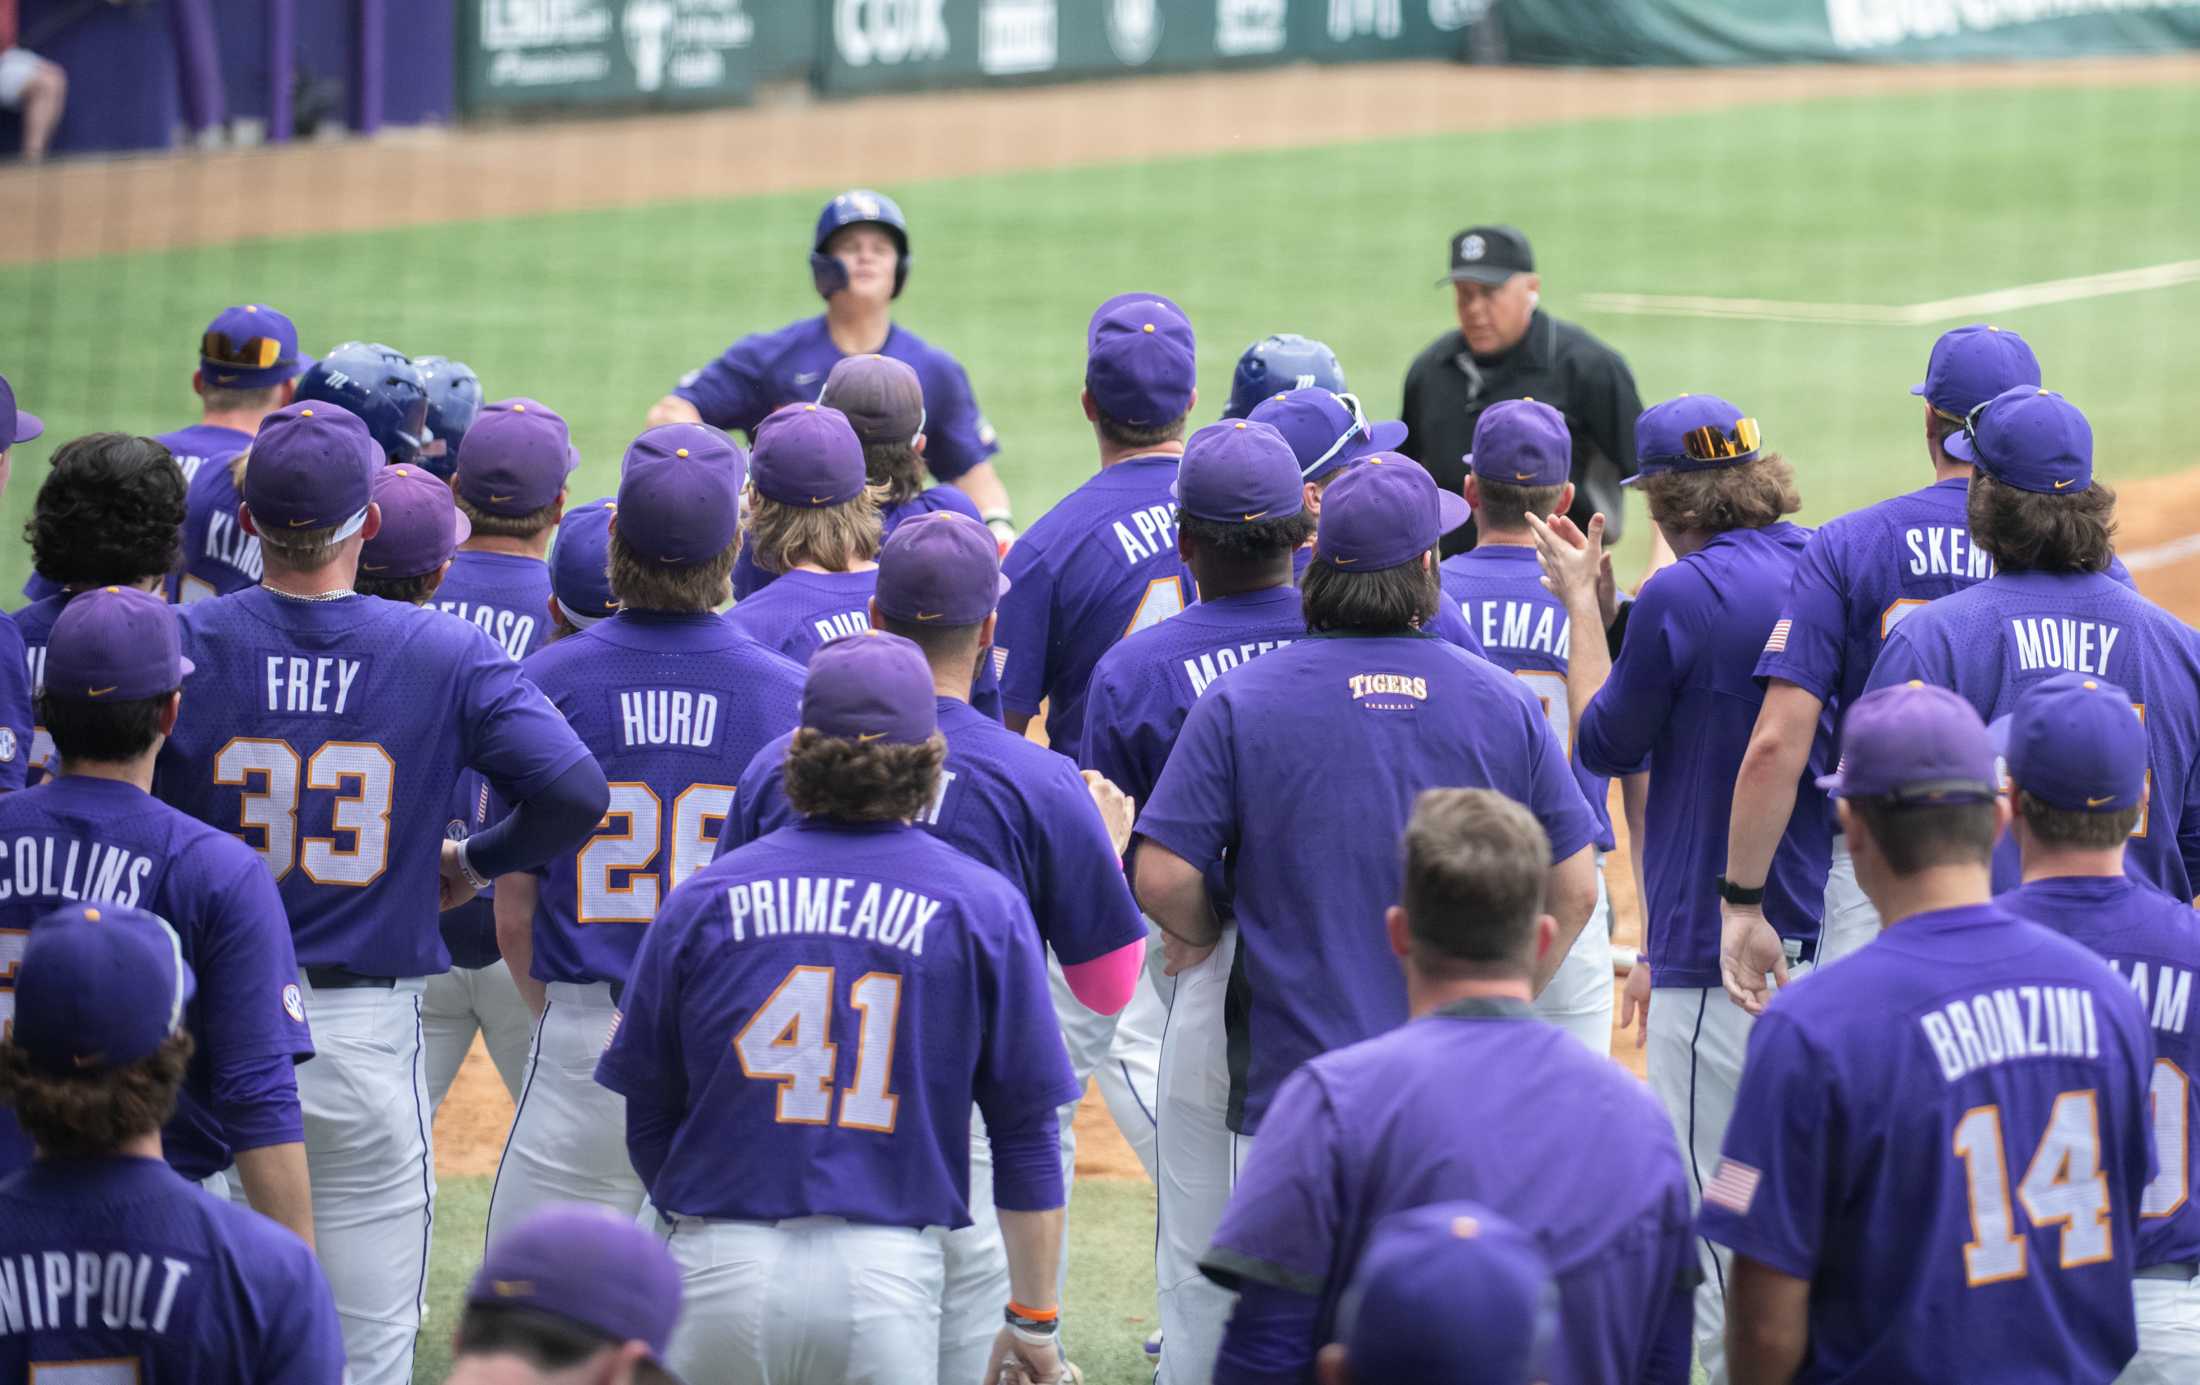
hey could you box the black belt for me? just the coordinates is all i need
[305,967,396,990]
[2136,1261,2199,1282]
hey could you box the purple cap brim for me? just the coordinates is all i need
[1909,381,1929,397]
[1364,419,1409,453]
[12,410,43,445]
[1942,429,1978,463]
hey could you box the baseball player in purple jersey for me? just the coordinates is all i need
[451,1208,683,1385]
[648,189,1013,529]
[1996,674,2200,1380]
[1866,386,2200,901]
[0,586,315,1246]
[0,374,39,790]
[1442,400,1626,1055]
[0,903,345,1383]
[998,293,1198,748]
[1135,456,1599,1384]
[151,400,607,1384]
[597,633,1083,1385]
[1312,1201,1562,1385]
[717,511,1144,1379]
[1531,392,1830,1383]
[548,497,620,635]
[723,403,884,660]
[1700,684,2156,1384]
[1202,789,1694,1385]
[488,424,805,1245]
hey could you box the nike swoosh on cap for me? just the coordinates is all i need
[2054,479,2075,490]
[915,612,943,622]
[857,731,887,743]
[287,517,317,527]
[1333,556,1358,565]
[1515,471,1536,481]
[491,494,515,503]
[1242,510,1270,521]
[2087,795,2117,807]
[87,686,117,697]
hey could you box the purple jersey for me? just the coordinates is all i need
[1205,998,1693,1385]
[734,485,985,601]
[13,592,61,785]
[1138,633,1599,1132]
[1079,585,1303,810]
[0,775,312,1180]
[1441,544,1617,851]
[521,612,804,986]
[155,589,593,978]
[1291,544,1487,660]
[1867,571,2200,901]
[154,422,252,489]
[674,317,997,483]
[429,549,554,662]
[724,568,879,663]
[997,455,1189,750]
[0,1156,345,1383]
[2000,874,2200,1270]
[718,698,1146,967]
[0,613,29,793]
[595,820,1080,1228]
[1577,524,1831,987]
[1699,903,2154,1384]
[176,457,260,604]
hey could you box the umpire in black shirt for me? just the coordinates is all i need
[1401,225,1643,555]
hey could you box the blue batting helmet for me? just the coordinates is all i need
[1222,334,1346,420]
[810,189,911,301]
[296,343,430,466]
[412,356,482,480]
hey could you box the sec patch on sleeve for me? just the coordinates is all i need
[282,983,305,1023]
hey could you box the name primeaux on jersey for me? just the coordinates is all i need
[1920,984,2102,1083]
[1113,502,1178,565]
[1905,524,1994,581]
[0,1250,195,1337]
[725,875,942,956]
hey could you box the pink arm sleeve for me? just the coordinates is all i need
[1061,936,1146,1017]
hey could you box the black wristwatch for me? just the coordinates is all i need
[1716,876,1766,907]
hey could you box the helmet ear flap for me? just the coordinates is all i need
[811,252,851,301]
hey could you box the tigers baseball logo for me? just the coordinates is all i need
[1349,673,1429,710]
[1106,0,1162,64]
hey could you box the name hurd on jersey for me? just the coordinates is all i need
[263,656,363,715]
[1349,673,1429,710]
[1920,984,2102,1084]
[620,690,722,750]
[2011,619,2121,677]
[1184,639,1294,697]
[1471,599,1570,659]
[1113,503,1180,566]
[2106,958,2193,1036]
[0,1250,195,1337]
[1904,525,1994,581]
[0,835,154,906]
[725,876,942,956]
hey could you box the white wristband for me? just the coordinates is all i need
[455,842,491,892]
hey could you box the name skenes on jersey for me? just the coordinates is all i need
[724,569,879,665]
[522,611,804,986]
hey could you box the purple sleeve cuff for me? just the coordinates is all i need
[467,757,610,878]
[1211,1281,1322,1385]
[986,1105,1067,1212]
[624,1097,680,1194]
[213,1050,304,1152]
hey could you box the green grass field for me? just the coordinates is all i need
[4,74,2196,1385]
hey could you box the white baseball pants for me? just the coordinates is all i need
[1156,927,1253,1385]
[485,980,645,1246]
[421,959,533,1112]
[1093,927,1173,1182]
[2121,1271,2200,1383]
[1816,836,1882,968]
[1534,859,1613,1056]
[940,1112,1008,1385]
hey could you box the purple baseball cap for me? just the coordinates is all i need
[1087,291,1185,350]
[1625,393,1760,486]
[875,512,1009,626]
[1335,1202,1557,1384]
[1314,454,1471,571]
[1086,295,1196,427]
[1994,673,2146,813]
[1468,398,1572,488]
[1912,324,2041,419]
[361,465,470,581]
[1943,385,2092,494]
[242,401,379,537]
[617,425,745,565]
[1172,419,1304,524]
[0,371,42,447]
[550,498,620,627]
[469,1207,683,1368]
[44,585,194,701]
[1818,681,1998,803]
[454,399,579,517]
[751,402,868,508]
[802,631,937,746]
[820,354,925,448]
[1247,388,1406,483]
[199,304,312,390]
[12,903,196,1074]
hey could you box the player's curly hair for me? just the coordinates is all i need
[608,529,736,613]
[2012,790,2142,850]
[0,1030,193,1159]
[1846,797,1998,873]
[1965,471,2117,574]
[1095,406,1191,451]
[456,492,563,542]
[745,485,885,576]
[357,569,448,606]
[1301,552,1441,633]
[25,433,187,586]
[1470,477,1568,534]
[1639,453,1800,536]
[782,727,945,824]
[865,440,928,507]
[1180,512,1315,565]
[39,689,172,764]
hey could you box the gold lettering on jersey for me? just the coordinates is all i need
[1112,503,1181,565]
[723,875,942,957]
[1348,673,1430,707]
[2107,959,2193,1036]
[1919,985,2101,1082]
[0,835,155,907]
[261,656,363,715]
[1902,526,1994,580]
[2008,618,2121,676]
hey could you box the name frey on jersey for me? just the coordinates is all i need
[0,1249,195,1337]
[812,608,872,644]
[1113,503,1179,566]
[2011,619,2120,676]
[2106,958,2193,1035]
[264,657,363,715]
[1184,639,1294,697]
[1470,599,1569,659]
[1904,525,1994,581]
[1920,984,2101,1083]
[434,600,536,661]
[620,690,721,750]
[0,835,154,906]
[726,877,942,956]
[204,510,264,583]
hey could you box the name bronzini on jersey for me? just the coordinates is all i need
[261,656,364,715]
[1468,598,1569,660]
[1903,524,1994,581]
[725,875,942,956]
[433,599,537,661]
[0,835,153,907]
[619,690,723,750]
[1113,502,1179,565]
[2106,958,2194,1036]
[1920,983,2102,1083]
[0,1249,197,1337]
[1184,638,1294,697]
[2011,618,2120,676]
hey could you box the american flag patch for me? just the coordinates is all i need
[992,646,1010,679]
[1763,619,1792,655]
[1705,1158,1762,1215]
[604,1010,623,1050]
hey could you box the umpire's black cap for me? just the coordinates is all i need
[1439,225,1534,287]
